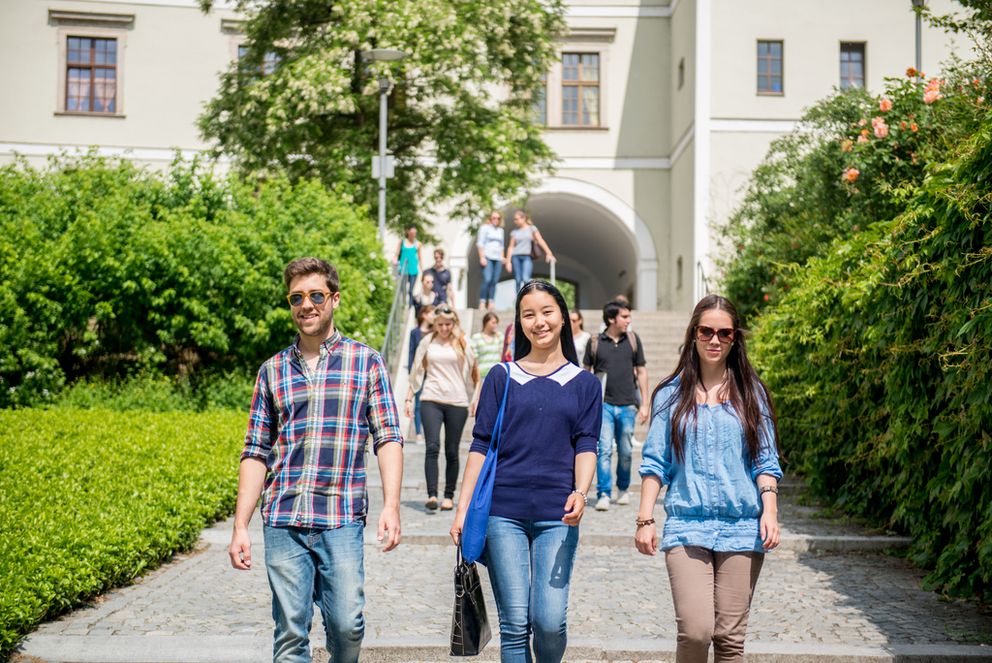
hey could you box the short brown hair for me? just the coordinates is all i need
[283,257,339,293]
[433,247,445,259]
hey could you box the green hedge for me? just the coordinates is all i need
[0,408,246,659]
[750,115,992,599]
[0,155,394,408]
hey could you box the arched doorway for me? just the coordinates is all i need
[456,177,658,311]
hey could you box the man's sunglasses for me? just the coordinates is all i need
[287,290,332,307]
[695,325,736,344]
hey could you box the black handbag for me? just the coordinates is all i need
[450,546,492,656]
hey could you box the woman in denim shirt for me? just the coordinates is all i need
[636,294,782,663]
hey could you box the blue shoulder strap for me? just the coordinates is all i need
[489,362,512,453]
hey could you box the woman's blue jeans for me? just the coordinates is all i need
[480,259,501,304]
[511,255,533,292]
[483,516,579,663]
[263,521,365,663]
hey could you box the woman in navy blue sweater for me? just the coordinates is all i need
[451,281,601,663]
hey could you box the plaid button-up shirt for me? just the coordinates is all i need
[241,331,402,529]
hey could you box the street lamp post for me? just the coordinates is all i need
[360,48,407,244]
[912,0,926,72]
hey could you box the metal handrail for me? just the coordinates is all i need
[379,265,410,378]
[696,261,711,300]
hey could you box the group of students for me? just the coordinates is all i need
[231,255,782,663]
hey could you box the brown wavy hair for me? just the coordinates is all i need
[652,294,780,464]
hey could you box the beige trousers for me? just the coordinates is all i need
[664,546,764,663]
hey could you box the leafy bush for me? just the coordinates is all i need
[0,408,246,658]
[718,66,990,321]
[51,369,255,412]
[750,115,992,599]
[0,155,394,407]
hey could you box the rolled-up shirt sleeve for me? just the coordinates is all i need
[367,352,403,454]
[573,376,602,454]
[639,387,674,485]
[242,366,276,462]
[470,365,506,455]
[751,392,783,481]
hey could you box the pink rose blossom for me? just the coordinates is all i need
[872,116,889,138]
[844,167,860,183]
[879,98,893,112]
[923,78,943,104]
[858,118,867,127]
[857,134,869,144]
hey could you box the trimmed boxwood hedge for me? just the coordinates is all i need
[0,408,245,659]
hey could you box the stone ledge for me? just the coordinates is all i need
[16,635,992,663]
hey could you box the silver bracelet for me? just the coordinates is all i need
[571,489,587,501]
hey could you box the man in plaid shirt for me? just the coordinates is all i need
[228,257,403,663]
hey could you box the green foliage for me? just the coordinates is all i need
[0,155,393,407]
[0,408,246,659]
[718,66,990,321]
[750,115,992,600]
[51,370,255,412]
[197,0,566,231]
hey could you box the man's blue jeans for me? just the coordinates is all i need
[480,259,501,303]
[596,403,636,499]
[263,521,365,663]
[483,516,579,663]
[511,254,533,292]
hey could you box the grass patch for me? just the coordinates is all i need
[0,408,246,659]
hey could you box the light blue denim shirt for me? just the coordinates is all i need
[638,376,783,553]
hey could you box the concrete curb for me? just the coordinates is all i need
[16,635,992,663]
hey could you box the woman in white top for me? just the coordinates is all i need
[407,305,480,511]
[571,309,591,360]
[476,211,506,311]
[505,209,555,292]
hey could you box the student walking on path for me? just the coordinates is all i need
[407,305,479,512]
[229,257,403,663]
[477,211,506,310]
[570,309,591,360]
[635,294,782,663]
[423,247,454,305]
[407,304,435,444]
[470,311,503,379]
[583,299,648,511]
[505,209,555,293]
[394,226,422,307]
[451,280,601,663]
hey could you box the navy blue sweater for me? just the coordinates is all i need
[470,362,602,521]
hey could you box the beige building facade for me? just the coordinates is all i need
[0,0,972,312]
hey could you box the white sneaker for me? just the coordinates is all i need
[616,491,630,505]
[595,495,610,511]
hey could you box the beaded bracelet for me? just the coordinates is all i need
[635,518,656,528]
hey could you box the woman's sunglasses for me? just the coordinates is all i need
[436,305,454,315]
[287,290,331,307]
[695,325,735,344]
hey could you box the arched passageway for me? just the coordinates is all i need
[457,177,658,311]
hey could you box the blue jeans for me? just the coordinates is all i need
[406,273,418,307]
[480,259,501,304]
[511,254,533,292]
[483,516,579,663]
[596,403,636,499]
[413,390,423,436]
[263,522,365,663]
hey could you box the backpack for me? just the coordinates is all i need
[528,226,546,261]
[587,331,639,367]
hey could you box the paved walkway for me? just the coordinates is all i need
[15,443,992,663]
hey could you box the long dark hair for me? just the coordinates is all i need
[652,294,780,464]
[512,280,579,365]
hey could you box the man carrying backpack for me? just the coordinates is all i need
[583,299,648,511]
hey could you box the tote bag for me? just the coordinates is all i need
[450,545,492,656]
[460,363,511,564]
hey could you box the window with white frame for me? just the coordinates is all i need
[51,10,132,116]
[532,28,613,129]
